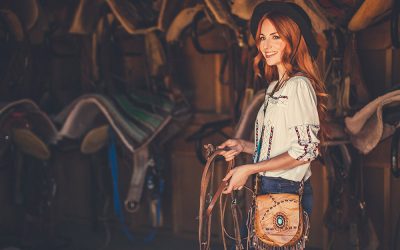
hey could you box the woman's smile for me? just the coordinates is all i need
[265,51,278,58]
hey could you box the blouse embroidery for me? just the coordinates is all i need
[266,126,274,160]
[268,95,288,105]
[293,125,319,161]
[254,121,260,161]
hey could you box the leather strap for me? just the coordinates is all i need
[199,144,241,250]
[206,178,230,217]
[391,128,400,178]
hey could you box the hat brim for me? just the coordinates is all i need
[250,1,319,59]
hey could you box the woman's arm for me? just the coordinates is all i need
[238,139,255,154]
[244,151,305,175]
[222,152,307,194]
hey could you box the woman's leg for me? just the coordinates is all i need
[301,180,313,216]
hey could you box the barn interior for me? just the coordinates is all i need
[0,0,399,249]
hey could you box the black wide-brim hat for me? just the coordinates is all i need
[250,1,319,59]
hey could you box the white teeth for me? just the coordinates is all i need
[265,52,277,57]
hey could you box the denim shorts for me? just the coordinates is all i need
[260,176,313,216]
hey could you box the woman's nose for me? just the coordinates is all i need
[262,40,270,50]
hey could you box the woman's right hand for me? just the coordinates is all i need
[217,139,245,161]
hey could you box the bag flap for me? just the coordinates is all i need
[254,193,303,247]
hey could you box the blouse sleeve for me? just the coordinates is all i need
[285,77,320,162]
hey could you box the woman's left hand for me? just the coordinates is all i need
[222,165,253,194]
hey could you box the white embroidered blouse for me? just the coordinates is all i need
[253,75,320,182]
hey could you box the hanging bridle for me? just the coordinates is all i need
[198,144,244,250]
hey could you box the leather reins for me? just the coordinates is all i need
[199,144,243,250]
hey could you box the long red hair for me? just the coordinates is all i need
[253,12,328,141]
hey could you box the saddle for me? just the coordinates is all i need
[0,0,39,31]
[69,0,178,35]
[348,0,393,32]
[345,89,400,154]
[166,4,204,43]
[0,99,58,146]
[55,93,172,211]
[0,99,58,247]
[0,100,56,210]
[168,1,245,46]
[204,0,244,47]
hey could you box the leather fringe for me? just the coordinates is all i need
[251,235,307,250]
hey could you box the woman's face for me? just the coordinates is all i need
[259,19,287,67]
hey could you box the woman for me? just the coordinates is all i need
[218,1,327,217]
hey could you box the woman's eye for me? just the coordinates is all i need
[272,35,280,39]
[259,36,265,41]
